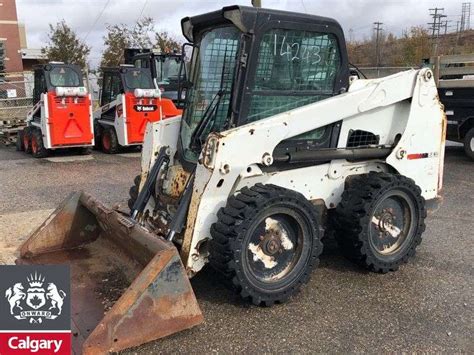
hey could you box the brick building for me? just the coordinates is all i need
[0,0,24,75]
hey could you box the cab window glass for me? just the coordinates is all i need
[124,69,154,89]
[49,67,81,87]
[248,29,340,123]
[101,73,122,105]
[110,74,122,99]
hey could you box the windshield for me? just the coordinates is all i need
[155,57,182,85]
[124,69,154,90]
[180,26,241,162]
[49,67,81,87]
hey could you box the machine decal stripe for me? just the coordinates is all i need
[407,152,439,160]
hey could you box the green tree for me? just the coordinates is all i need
[42,20,90,68]
[155,30,182,52]
[400,26,431,66]
[100,17,156,68]
[100,18,183,68]
[129,17,155,48]
[100,23,129,68]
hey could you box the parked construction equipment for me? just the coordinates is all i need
[93,65,181,153]
[430,54,474,160]
[16,62,94,157]
[125,49,187,108]
[17,6,446,353]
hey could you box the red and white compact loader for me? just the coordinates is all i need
[17,62,94,157]
[93,65,182,153]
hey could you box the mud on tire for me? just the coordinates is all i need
[209,183,323,306]
[101,127,119,154]
[23,126,32,154]
[31,129,48,158]
[333,172,426,273]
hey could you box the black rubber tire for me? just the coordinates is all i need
[16,130,24,151]
[93,123,102,150]
[333,172,426,273]
[209,183,323,306]
[101,127,119,154]
[128,174,141,211]
[463,127,474,160]
[23,127,32,154]
[77,147,92,155]
[30,129,48,158]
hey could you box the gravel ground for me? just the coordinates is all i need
[0,145,472,353]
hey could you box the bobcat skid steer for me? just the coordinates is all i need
[125,49,187,109]
[17,62,94,158]
[17,6,446,354]
[93,65,181,153]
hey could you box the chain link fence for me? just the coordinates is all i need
[0,72,34,145]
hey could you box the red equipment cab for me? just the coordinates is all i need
[94,65,182,154]
[17,62,94,158]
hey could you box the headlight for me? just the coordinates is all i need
[134,88,161,98]
[55,86,87,97]
[202,135,218,169]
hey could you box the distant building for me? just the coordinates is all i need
[21,48,46,71]
[0,0,24,74]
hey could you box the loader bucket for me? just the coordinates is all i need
[16,192,203,354]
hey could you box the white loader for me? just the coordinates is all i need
[17,6,445,354]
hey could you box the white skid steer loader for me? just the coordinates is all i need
[17,6,446,354]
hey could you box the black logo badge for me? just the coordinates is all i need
[134,105,157,112]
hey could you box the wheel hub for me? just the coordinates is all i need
[370,193,414,255]
[260,232,282,256]
[31,137,37,153]
[246,214,303,283]
[378,210,395,233]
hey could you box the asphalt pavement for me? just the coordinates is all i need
[0,145,472,353]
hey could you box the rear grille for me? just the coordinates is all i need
[53,97,86,104]
[347,130,379,148]
[133,98,155,105]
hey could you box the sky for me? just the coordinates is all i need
[16,0,470,68]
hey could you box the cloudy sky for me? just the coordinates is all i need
[16,0,469,68]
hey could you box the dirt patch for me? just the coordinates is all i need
[0,209,53,264]
[95,268,130,313]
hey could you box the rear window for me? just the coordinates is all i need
[49,67,81,87]
[124,69,154,89]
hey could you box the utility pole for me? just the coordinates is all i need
[251,0,262,8]
[461,2,471,31]
[428,8,446,56]
[373,22,383,68]
[349,28,354,42]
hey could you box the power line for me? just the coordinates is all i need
[136,0,149,23]
[83,0,111,42]
[114,0,150,66]
[428,7,446,56]
[300,0,308,13]
[460,2,471,31]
